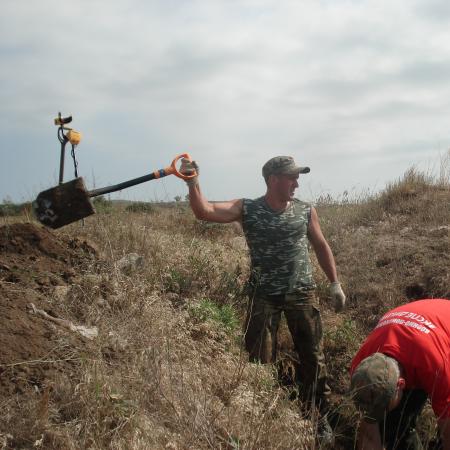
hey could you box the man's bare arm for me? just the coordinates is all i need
[188,183,243,224]
[307,206,338,283]
[357,421,384,450]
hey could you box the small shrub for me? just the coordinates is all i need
[353,166,450,225]
[125,202,156,214]
[324,318,359,353]
[164,267,193,294]
[189,298,239,333]
[0,201,30,217]
[378,168,432,210]
[92,196,113,213]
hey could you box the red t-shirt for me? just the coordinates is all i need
[351,299,450,419]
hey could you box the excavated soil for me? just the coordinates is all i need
[0,223,98,399]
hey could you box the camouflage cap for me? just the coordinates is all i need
[262,156,310,179]
[350,353,399,423]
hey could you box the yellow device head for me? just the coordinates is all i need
[67,129,82,145]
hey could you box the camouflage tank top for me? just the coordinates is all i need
[242,197,316,295]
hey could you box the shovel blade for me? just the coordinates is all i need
[33,177,96,229]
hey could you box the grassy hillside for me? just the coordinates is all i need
[0,164,449,449]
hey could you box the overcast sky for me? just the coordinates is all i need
[1,0,450,204]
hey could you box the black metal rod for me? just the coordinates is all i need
[88,171,165,198]
[58,140,67,184]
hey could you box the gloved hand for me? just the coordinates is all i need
[330,282,346,312]
[180,158,199,187]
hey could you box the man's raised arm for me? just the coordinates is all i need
[181,159,243,224]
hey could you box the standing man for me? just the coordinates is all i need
[350,298,450,450]
[181,156,346,445]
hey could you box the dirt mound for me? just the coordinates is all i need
[1,223,71,257]
[0,223,96,289]
[0,222,98,400]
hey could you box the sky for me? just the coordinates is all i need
[1,0,450,204]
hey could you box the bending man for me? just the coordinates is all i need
[350,298,450,450]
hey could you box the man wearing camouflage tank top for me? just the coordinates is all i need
[180,155,346,447]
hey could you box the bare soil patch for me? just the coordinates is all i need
[0,223,96,400]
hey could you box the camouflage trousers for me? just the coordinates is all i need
[243,290,331,413]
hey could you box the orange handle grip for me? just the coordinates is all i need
[163,153,197,181]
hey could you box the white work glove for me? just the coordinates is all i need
[330,282,346,312]
[180,158,199,187]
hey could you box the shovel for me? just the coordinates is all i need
[33,153,196,229]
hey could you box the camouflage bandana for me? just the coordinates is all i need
[262,156,310,179]
[350,353,399,423]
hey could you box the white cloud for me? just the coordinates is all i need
[1,0,450,202]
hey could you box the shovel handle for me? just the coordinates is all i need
[88,153,197,197]
[156,153,197,181]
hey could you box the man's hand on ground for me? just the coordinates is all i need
[180,159,199,186]
[330,282,346,312]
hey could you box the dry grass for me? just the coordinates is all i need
[1,206,316,450]
[74,212,318,449]
[1,160,449,449]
